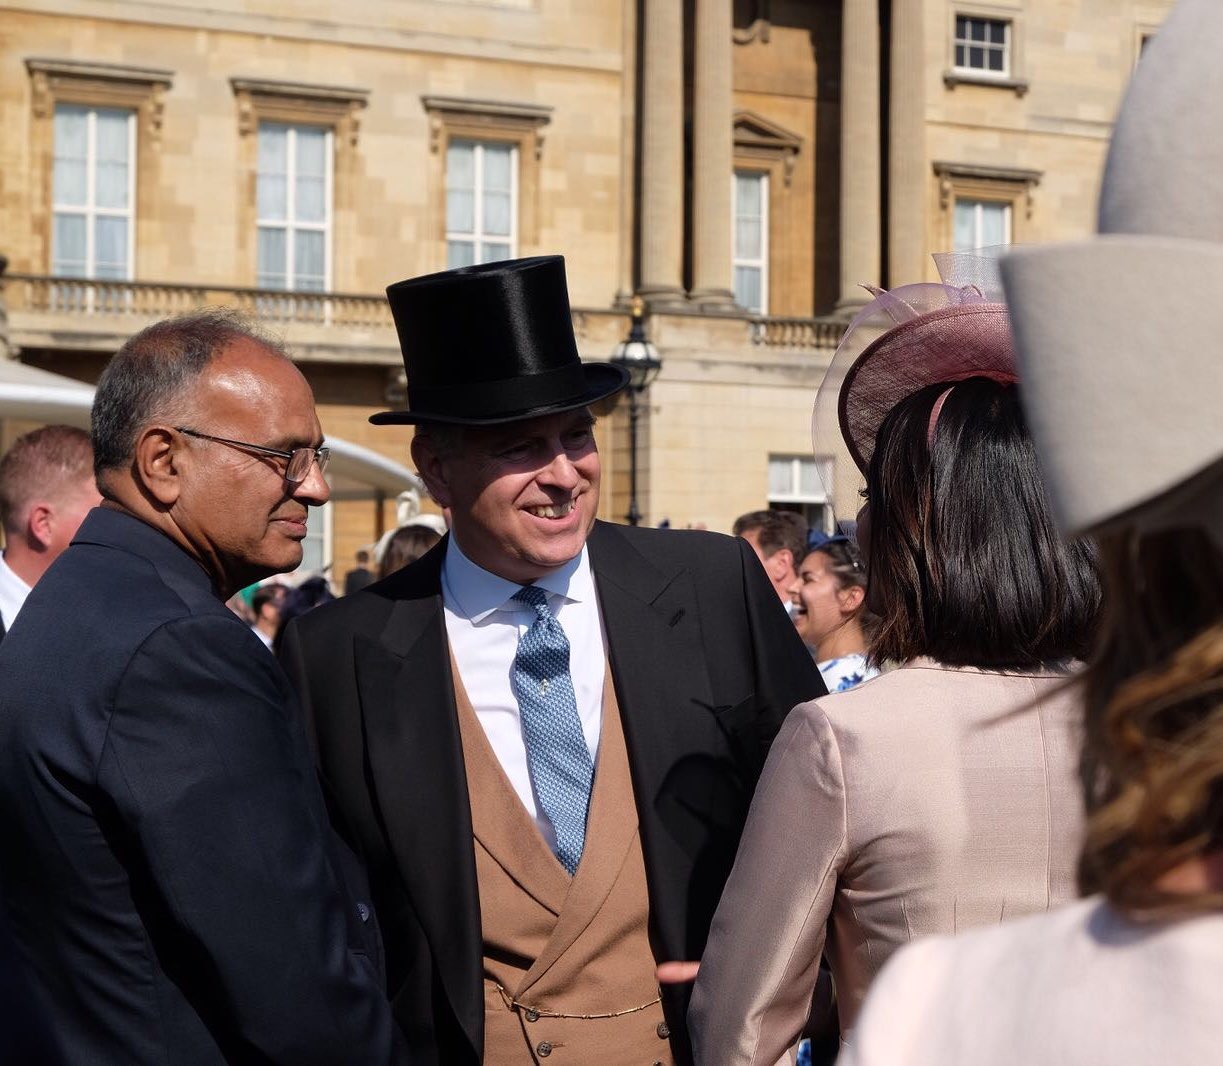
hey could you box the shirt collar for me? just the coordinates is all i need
[0,553,33,630]
[441,537,594,624]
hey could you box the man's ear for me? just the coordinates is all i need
[26,503,53,551]
[766,547,793,583]
[410,435,453,509]
[133,426,183,507]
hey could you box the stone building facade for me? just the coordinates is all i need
[0,0,1172,575]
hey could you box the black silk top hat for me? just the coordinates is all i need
[372,255,629,426]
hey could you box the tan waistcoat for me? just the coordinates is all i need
[454,666,674,1066]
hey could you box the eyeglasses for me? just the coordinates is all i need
[175,427,331,484]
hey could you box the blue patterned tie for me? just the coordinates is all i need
[510,585,593,875]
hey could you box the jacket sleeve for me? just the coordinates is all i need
[733,536,827,782]
[688,701,848,1066]
[97,614,405,1065]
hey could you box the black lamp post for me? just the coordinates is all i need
[610,296,662,526]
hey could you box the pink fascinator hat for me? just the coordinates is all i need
[812,253,1017,521]
[1001,0,1223,537]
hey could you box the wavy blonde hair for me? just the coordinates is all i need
[1078,526,1223,916]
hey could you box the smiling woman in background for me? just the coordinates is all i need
[788,535,877,693]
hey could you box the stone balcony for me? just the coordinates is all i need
[1,273,840,366]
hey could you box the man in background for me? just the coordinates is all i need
[250,582,286,651]
[0,425,100,640]
[732,509,808,606]
[344,548,375,595]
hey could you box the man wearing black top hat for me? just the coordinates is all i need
[282,256,823,1065]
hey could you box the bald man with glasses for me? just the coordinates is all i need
[0,311,405,1065]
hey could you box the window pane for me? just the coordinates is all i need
[296,174,326,222]
[980,203,1009,246]
[955,16,967,39]
[295,127,327,177]
[988,48,1004,71]
[483,144,513,191]
[768,457,791,497]
[955,43,967,68]
[447,142,475,189]
[953,201,976,251]
[969,45,984,67]
[52,213,88,276]
[734,266,762,313]
[735,173,762,216]
[479,242,511,264]
[483,191,512,236]
[447,240,476,269]
[96,161,129,210]
[53,106,89,206]
[989,20,1007,44]
[257,126,288,220]
[736,217,762,260]
[95,109,130,163]
[446,189,475,234]
[294,229,326,288]
[970,19,986,41]
[257,226,287,287]
[798,458,822,497]
[94,216,128,275]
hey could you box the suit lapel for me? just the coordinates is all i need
[353,550,483,1055]
[587,523,718,962]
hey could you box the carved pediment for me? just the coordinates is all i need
[733,110,802,184]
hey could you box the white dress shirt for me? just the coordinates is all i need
[441,538,606,853]
[0,554,32,633]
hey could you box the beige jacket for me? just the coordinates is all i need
[689,660,1084,1064]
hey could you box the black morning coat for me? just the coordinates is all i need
[0,507,406,1065]
[282,521,826,1065]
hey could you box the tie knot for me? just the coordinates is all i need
[512,585,550,614]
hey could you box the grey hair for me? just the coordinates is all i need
[91,310,289,484]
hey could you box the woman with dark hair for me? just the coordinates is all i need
[842,5,1223,1057]
[377,524,441,580]
[686,277,1100,1063]
[788,536,877,693]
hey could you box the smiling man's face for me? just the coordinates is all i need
[415,408,600,584]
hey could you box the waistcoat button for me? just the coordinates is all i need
[656,1021,671,1039]
[536,1041,552,1057]
[525,1009,540,1023]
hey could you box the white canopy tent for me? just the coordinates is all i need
[0,359,423,501]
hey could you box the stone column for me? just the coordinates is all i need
[690,0,736,309]
[837,0,881,312]
[888,0,926,285]
[638,0,686,308]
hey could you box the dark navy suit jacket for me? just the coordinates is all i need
[0,507,404,1065]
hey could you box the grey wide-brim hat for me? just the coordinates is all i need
[1000,0,1223,535]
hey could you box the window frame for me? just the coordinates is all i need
[255,121,335,292]
[732,169,770,314]
[767,453,834,534]
[26,58,172,278]
[933,161,1041,252]
[51,104,137,281]
[444,139,520,269]
[943,5,1028,96]
[952,197,1012,253]
[952,15,1011,79]
[231,78,368,292]
[421,95,551,273]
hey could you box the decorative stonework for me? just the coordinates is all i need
[230,78,368,147]
[420,96,552,161]
[26,58,173,146]
[733,110,801,187]
[933,160,1042,220]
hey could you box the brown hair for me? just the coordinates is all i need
[378,525,442,579]
[732,509,808,563]
[1078,526,1223,917]
[0,425,95,535]
[865,378,1100,668]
